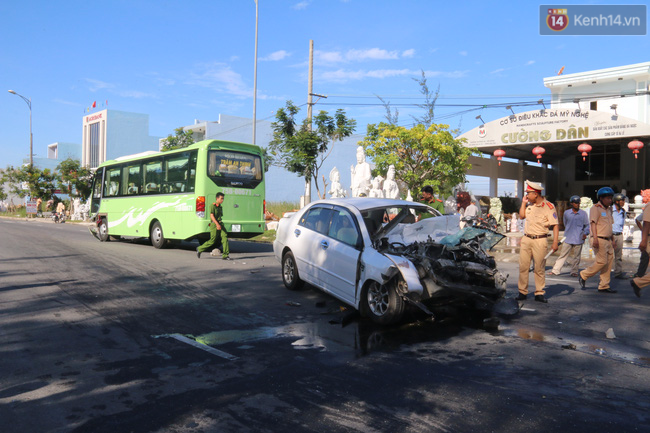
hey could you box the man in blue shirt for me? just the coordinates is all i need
[612,193,627,278]
[548,195,589,277]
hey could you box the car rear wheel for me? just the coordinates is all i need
[362,280,405,325]
[282,251,304,290]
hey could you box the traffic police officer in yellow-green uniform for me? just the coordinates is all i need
[517,180,559,303]
[196,192,231,260]
[578,187,617,293]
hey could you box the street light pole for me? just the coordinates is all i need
[252,0,259,145]
[8,90,33,169]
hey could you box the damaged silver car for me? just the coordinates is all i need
[273,198,510,325]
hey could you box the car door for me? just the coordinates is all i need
[319,207,363,304]
[292,206,334,288]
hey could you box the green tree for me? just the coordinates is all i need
[0,165,57,200]
[378,70,439,127]
[160,127,195,151]
[56,158,94,200]
[0,169,7,202]
[269,101,356,200]
[359,122,473,197]
[410,70,440,127]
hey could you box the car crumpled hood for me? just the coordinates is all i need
[378,216,510,314]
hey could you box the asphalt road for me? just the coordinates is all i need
[1,217,649,433]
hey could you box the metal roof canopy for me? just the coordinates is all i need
[458,108,650,164]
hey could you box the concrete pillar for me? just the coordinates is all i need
[517,160,525,197]
[489,156,498,197]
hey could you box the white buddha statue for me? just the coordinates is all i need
[350,146,372,198]
[328,167,347,198]
[368,176,385,198]
[383,165,400,199]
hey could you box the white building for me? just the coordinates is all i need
[460,61,650,200]
[82,109,161,169]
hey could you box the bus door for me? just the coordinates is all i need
[90,167,104,216]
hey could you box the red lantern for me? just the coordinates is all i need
[577,143,592,161]
[628,139,644,159]
[493,149,506,166]
[532,146,545,162]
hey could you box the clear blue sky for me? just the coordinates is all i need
[2,0,648,196]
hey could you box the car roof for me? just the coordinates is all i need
[307,198,430,212]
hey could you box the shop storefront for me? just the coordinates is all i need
[459,62,650,201]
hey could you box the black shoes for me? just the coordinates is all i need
[534,295,548,303]
[578,273,586,290]
[598,288,618,293]
[196,248,201,259]
[631,280,642,298]
[516,293,527,301]
[614,273,629,280]
[222,256,232,261]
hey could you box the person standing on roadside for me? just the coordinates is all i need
[611,193,628,279]
[548,195,589,277]
[633,189,650,278]
[631,194,650,297]
[578,187,617,293]
[517,180,559,303]
[196,192,231,261]
[457,191,479,228]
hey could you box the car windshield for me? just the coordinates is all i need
[362,205,442,240]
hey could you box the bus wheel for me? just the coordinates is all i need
[98,218,110,242]
[150,221,166,249]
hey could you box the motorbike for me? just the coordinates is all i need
[51,211,66,223]
[461,214,499,232]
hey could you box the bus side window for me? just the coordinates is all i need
[144,160,162,194]
[104,167,122,197]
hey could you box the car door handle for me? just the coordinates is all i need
[320,240,329,250]
[294,228,301,237]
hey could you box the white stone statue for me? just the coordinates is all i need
[383,165,400,199]
[510,213,519,232]
[369,176,385,198]
[81,202,90,221]
[328,167,347,198]
[72,197,82,220]
[350,146,372,198]
[444,195,457,215]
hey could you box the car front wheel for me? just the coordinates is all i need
[362,280,405,325]
[282,251,304,290]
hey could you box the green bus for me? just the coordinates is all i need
[89,139,266,248]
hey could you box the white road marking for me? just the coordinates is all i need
[156,333,239,361]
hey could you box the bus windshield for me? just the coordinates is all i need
[207,149,263,188]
